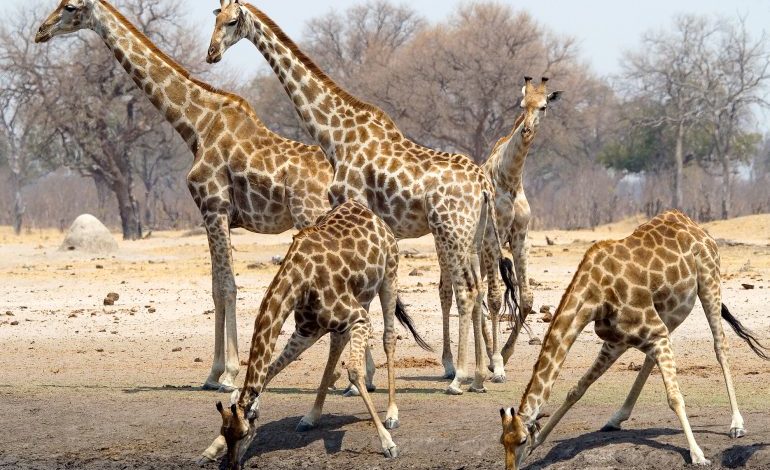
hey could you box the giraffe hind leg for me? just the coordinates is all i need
[439,268,456,379]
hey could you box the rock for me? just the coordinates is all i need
[171,347,182,352]
[95,264,104,269]
[5,311,13,316]
[103,292,120,306]
[59,214,118,254]
[246,262,267,270]
[147,307,156,313]
[409,269,424,277]
[741,283,755,290]
[528,337,542,346]
[628,362,643,371]
[194,357,203,363]
[10,321,19,326]
[271,256,284,266]
[545,236,555,246]
[540,310,553,323]
[95,348,104,353]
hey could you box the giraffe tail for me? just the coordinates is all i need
[483,191,527,334]
[395,297,433,352]
[721,304,769,360]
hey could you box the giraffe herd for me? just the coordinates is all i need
[32,0,769,469]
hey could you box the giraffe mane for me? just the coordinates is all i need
[99,0,264,124]
[244,4,397,128]
[485,112,526,163]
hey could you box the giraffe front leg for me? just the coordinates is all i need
[297,331,348,432]
[511,194,533,319]
[439,268,456,379]
[486,259,505,383]
[348,321,398,458]
[202,214,239,393]
[379,271,400,430]
[601,355,654,432]
[265,329,323,389]
[650,337,710,465]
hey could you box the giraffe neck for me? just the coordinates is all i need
[238,256,308,405]
[491,113,536,191]
[92,1,235,152]
[517,283,593,425]
[241,4,400,157]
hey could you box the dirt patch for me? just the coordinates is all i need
[376,356,441,369]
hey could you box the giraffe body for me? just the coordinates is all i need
[208,0,519,395]
[36,0,333,391]
[500,210,769,469]
[199,200,430,468]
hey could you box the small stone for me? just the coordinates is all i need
[103,292,119,306]
[171,347,182,352]
[96,348,104,353]
[95,264,104,269]
[528,337,542,345]
[68,313,77,318]
[271,256,284,266]
[628,362,642,371]
[409,269,424,277]
[541,312,553,323]
[194,357,203,363]
[147,307,156,313]
[6,311,14,316]
[247,262,267,270]
[741,283,755,290]
[546,252,553,257]
[10,321,19,326]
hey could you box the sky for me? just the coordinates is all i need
[20,0,770,80]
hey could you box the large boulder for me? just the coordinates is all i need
[60,214,118,254]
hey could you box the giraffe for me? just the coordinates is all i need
[35,0,334,392]
[499,210,770,469]
[207,0,520,395]
[197,200,432,468]
[477,76,562,372]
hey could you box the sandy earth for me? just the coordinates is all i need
[1,214,769,469]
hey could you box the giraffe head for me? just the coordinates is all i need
[35,0,96,43]
[519,76,562,141]
[207,0,248,64]
[500,407,545,470]
[215,390,260,469]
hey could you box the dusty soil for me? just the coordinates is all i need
[1,215,769,469]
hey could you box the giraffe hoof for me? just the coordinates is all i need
[729,427,746,438]
[201,381,221,391]
[442,371,456,380]
[343,384,360,397]
[491,374,506,383]
[383,445,399,459]
[445,384,464,395]
[600,424,622,432]
[468,385,487,393]
[296,419,317,433]
[384,418,400,430]
[692,457,711,466]
[217,384,237,393]
[366,384,377,393]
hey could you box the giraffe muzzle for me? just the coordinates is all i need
[207,46,222,64]
[35,26,52,43]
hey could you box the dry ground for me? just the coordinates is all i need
[1,215,769,469]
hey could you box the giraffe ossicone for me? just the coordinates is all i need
[199,200,431,468]
[500,210,770,470]
[36,0,334,392]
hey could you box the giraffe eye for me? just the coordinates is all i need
[227,19,238,27]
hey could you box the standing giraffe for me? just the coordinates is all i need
[499,210,769,469]
[206,0,520,394]
[35,0,334,392]
[198,200,432,468]
[478,76,562,371]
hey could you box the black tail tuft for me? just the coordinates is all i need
[395,297,433,352]
[722,304,769,360]
[499,257,528,334]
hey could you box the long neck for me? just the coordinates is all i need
[238,257,307,405]
[489,113,535,191]
[242,5,399,157]
[92,1,228,152]
[517,283,594,424]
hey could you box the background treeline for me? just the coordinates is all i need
[1,0,769,239]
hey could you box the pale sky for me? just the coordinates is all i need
[20,0,770,80]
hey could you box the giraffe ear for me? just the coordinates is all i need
[216,401,224,415]
[547,91,563,103]
[229,389,240,406]
[213,9,221,16]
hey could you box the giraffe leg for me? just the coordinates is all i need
[379,267,400,429]
[202,214,239,393]
[446,265,478,395]
[601,355,655,432]
[348,321,398,458]
[297,331,349,432]
[649,337,710,465]
[699,277,745,438]
[342,329,376,397]
[264,329,323,388]
[485,249,505,383]
[511,195,533,318]
[535,342,626,448]
[469,252,488,393]
[439,268,456,379]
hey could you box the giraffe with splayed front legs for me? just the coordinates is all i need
[197,200,432,468]
[474,76,562,381]
[499,210,770,469]
[35,0,334,392]
[207,0,519,395]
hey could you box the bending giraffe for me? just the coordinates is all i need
[207,0,520,395]
[477,76,562,375]
[499,210,770,469]
[35,0,334,392]
[198,200,432,468]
